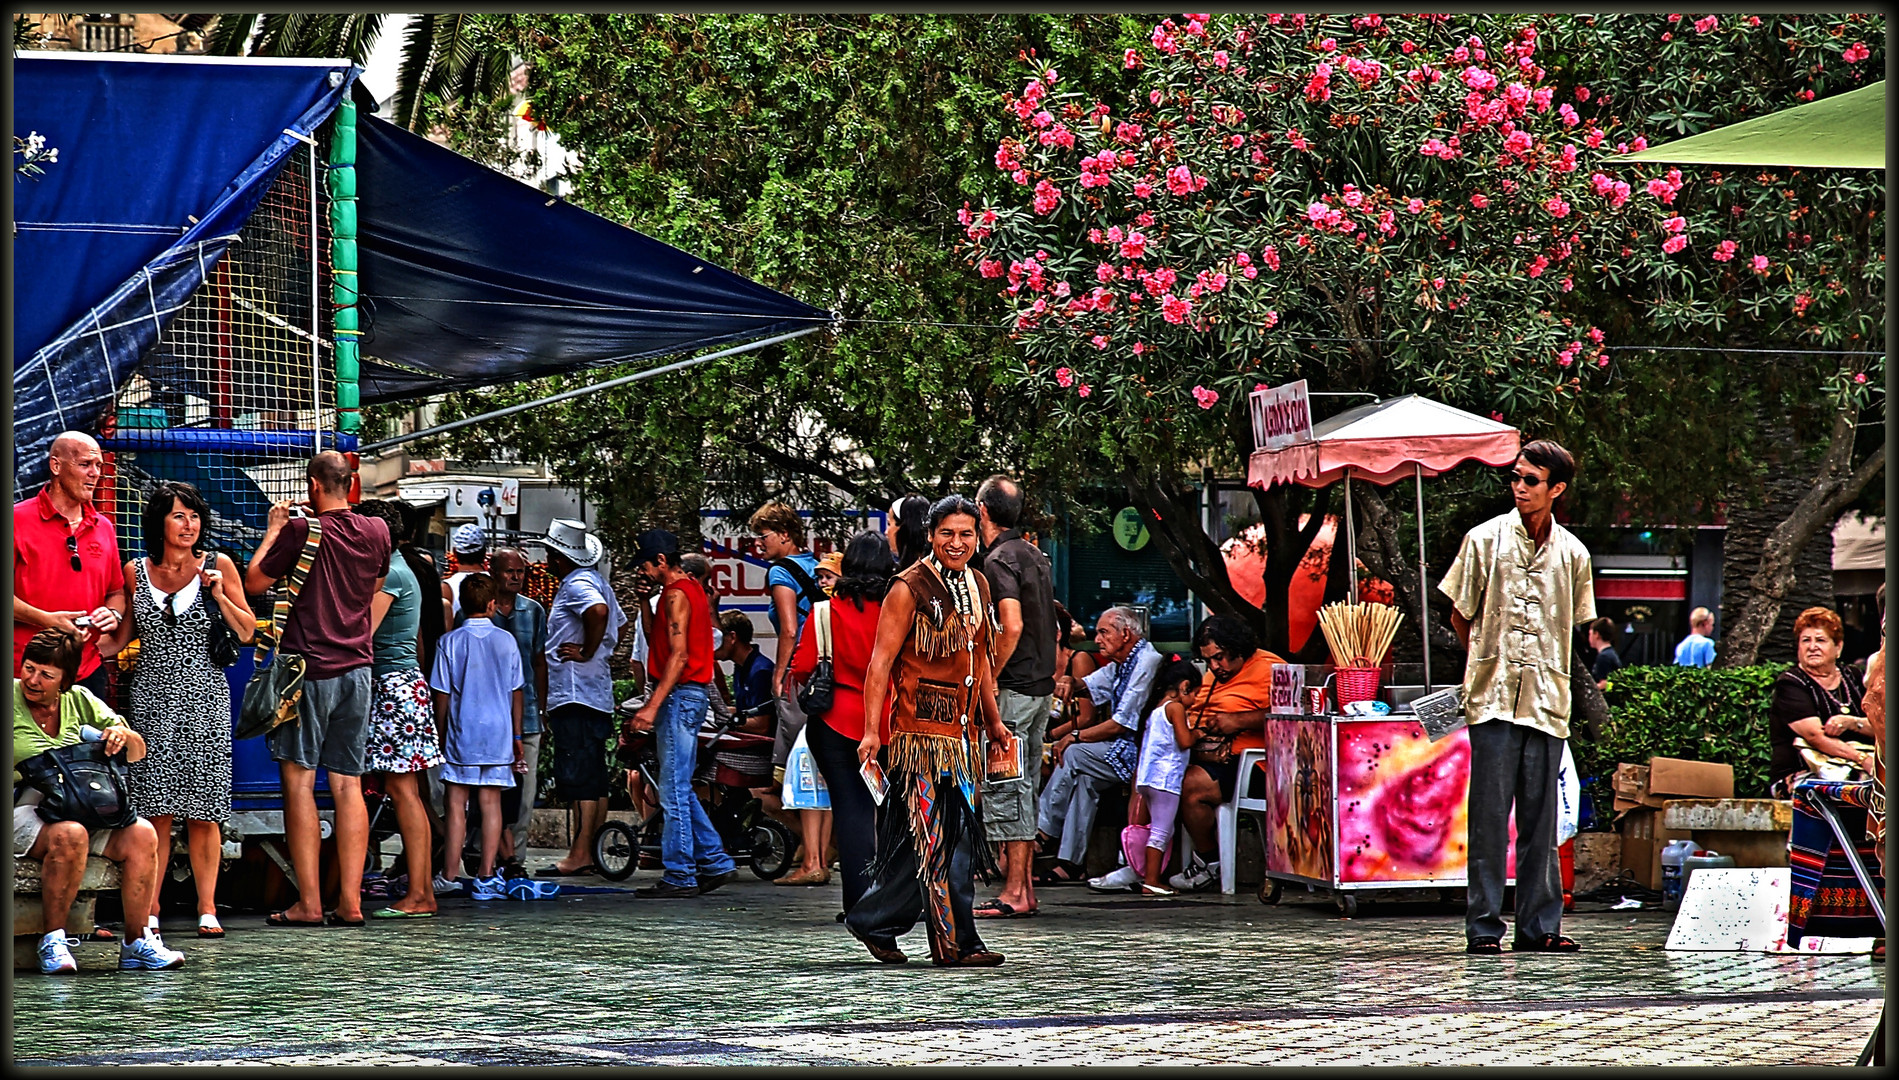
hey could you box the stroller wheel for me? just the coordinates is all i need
[749,817,795,880]
[594,820,638,882]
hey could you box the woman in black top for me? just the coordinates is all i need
[1768,606,1875,796]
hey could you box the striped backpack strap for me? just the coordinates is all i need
[257,519,324,664]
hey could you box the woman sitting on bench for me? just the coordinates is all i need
[13,629,182,974]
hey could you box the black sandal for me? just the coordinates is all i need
[1513,933,1580,953]
[1034,862,1083,887]
[1466,938,1503,955]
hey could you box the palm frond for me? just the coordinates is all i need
[203,13,257,56]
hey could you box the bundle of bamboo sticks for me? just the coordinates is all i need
[1316,601,1404,668]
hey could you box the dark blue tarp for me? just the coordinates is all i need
[13,54,358,495]
[350,114,829,403]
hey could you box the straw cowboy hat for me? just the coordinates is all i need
[542,518,603,568]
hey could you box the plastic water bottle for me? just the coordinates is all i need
[1661,840,1696,911]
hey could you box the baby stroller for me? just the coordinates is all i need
[595,711,794,882]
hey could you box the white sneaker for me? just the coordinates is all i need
[38,932,79,975]
[470,874,508,900]
[119,933,185,970]
[1088,865,1143,893]
[432,872,463,895]
[1168,855,1219,893]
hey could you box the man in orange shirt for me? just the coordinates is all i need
[1173,616,1284,892]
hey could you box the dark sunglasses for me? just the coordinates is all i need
[1508,471,1547,488]
[65,535,82,572]
[161,588,184,627]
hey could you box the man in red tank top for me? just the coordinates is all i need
[628,529,736,897]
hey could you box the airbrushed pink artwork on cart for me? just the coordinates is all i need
[1262,718,1335,881]
[1337,721,1515,884]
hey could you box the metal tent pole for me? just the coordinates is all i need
[358,325,825,454]
[1344,469,1357,600]
[307,139,322,454]
[1416,462,1432,693]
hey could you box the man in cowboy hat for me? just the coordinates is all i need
[537,519,626,877]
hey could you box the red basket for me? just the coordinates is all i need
[1334,666,1382,707]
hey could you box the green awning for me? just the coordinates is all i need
[1623,81,1885,170]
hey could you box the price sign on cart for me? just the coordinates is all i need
[1270,663,1306,715]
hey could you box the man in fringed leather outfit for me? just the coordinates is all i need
[846,496,1014,967]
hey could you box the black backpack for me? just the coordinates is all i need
[17,739,137,832]
[771,556,830,607]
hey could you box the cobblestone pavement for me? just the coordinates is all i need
[10,851,1885,1066]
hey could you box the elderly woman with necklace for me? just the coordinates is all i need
[847,495,1013,967]
[1769,606,1875,797]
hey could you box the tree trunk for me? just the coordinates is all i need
[1349,483,1468,666]
[1125,470,1330,655]
[1718,407,1884,668]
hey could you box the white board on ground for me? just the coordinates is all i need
[1664,866,1875,953]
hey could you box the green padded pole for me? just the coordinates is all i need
[329,99,362,434]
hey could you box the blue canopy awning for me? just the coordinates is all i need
[13,53,358,495]
[13,53,830,495]
[351,115,830,403]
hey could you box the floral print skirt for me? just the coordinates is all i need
[366,668,445,775]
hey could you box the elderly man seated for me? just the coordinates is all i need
[1033,606,1162,885]
[13,629,183,973]
[1171,616,1284,892]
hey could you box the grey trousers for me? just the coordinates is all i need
[1035,739,1127,866]
[510,731,544,857]
[1466,719,1565,945]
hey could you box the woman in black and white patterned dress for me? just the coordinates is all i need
[98,482,254,941]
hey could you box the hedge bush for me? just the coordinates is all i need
[1578,664,1781,801]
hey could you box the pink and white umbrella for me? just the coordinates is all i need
[1247,394,1521,691]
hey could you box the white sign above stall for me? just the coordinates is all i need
[1250,379,1313,451]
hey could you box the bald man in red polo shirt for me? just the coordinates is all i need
[13,432,128,699]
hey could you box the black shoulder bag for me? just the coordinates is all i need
[17,739,137,831]
[203,551,243,668]
[796,601,836,718]
[236,520,323,742]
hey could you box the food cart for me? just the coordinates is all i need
[1243,389,1522,913]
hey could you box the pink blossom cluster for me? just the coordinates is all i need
[1843,41,1871,63]
[1191,384,1220,408]
[1079,150,1120,189]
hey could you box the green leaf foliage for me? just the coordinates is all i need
[1586,663,1781,798]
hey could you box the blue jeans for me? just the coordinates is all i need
[652,682,736,888]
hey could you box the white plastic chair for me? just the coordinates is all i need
[1216,746,1268,894]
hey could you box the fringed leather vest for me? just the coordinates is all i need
[887,557,996,787]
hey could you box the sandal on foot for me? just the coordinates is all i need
[369,906,437,919]
[266,911,326,928]
[1512,933,1580,953]
[1466,938,1503,955]
[325,912,367,928]
[197,915,225,939]
[1033,862,1083,887]
[973,899,1036,919]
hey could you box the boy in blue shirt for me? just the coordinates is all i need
[1674,607,1717,668]
[430,573,525,901]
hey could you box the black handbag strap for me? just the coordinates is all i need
[771,556,829,607]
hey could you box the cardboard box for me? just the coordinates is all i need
[1615,806,1691,890]
[1611,757,1735,814]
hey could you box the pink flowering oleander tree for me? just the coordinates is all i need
[962,12,1651,655]
[964,11,1884,661]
